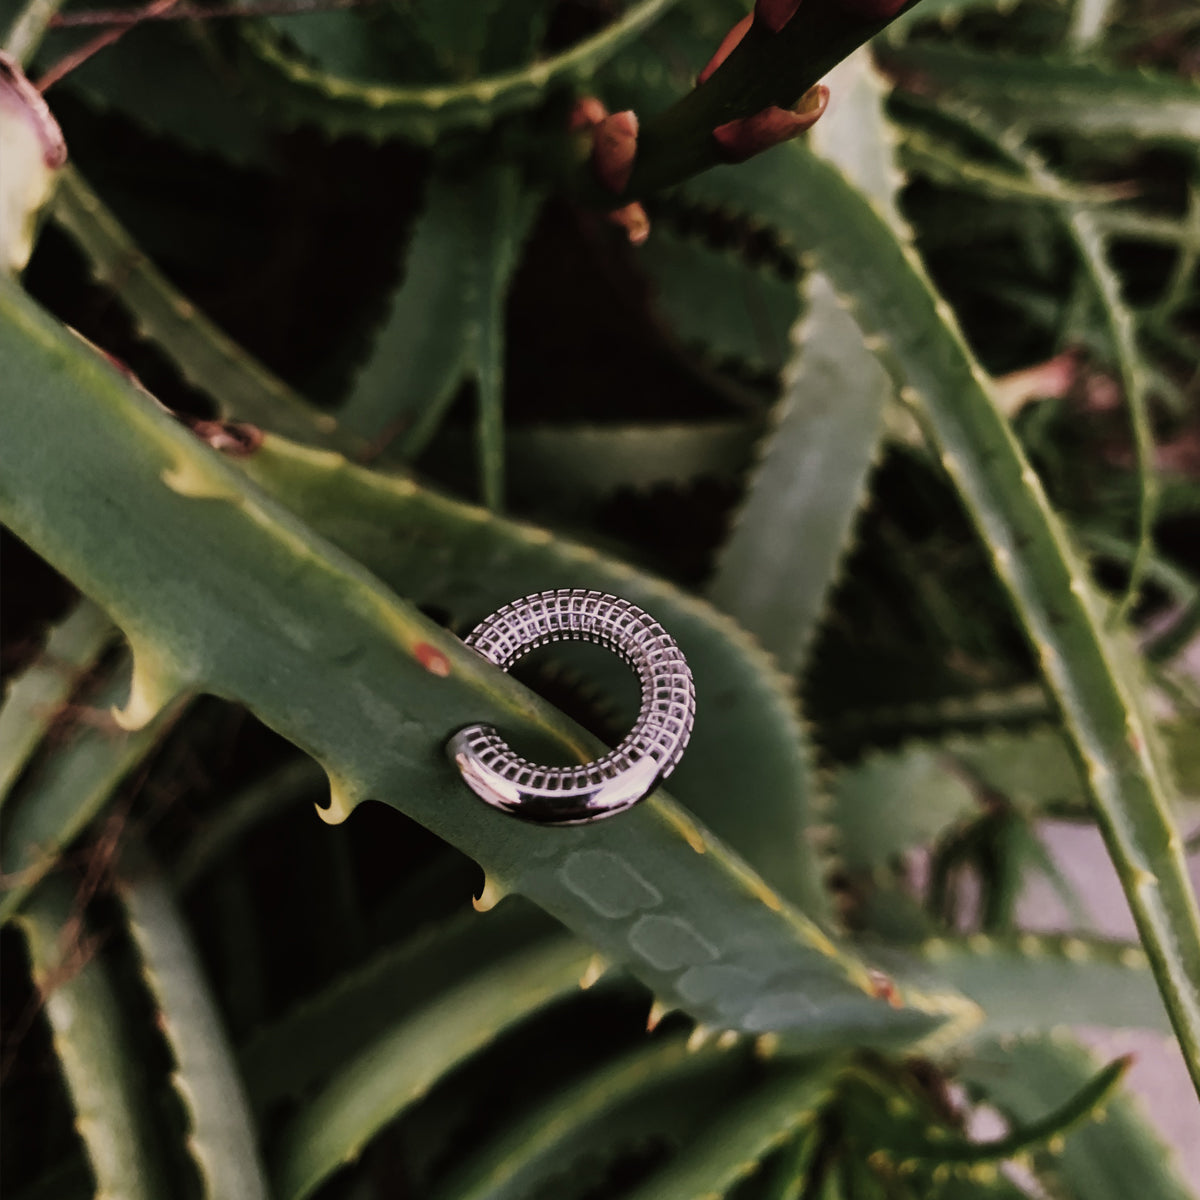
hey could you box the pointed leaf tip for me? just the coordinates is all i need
[111,643,186,731]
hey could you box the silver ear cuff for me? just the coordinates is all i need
[447,589,695,825]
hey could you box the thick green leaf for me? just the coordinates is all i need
[431,420,760,516]
[0,655,182,923]
[708,272,889,675]
[44,24,274,166]
[828,725,1088,876]
[50,167,343,447]
[237,0,681,143]
[0,278,964,1061]
[173,757,326,887]
[433,1035,750,1200]
[16,879,170,1199]
[238,434,831,918]
[240,900,564,1110]
[0,599,112,807]
[828,744,979,876]
[339,163,537,487]
[116,861,270,1199]
[638,229,800,375]
[882,45,1200,143]
[897,933,1170,1038]
[960,1035,1198,1200]
[270,935,593,1200]
[943,104,1157,618]
[621,1063,836,1200]
[683,140,1200,1096]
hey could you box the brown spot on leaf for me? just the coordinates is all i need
[415,643,451,677]
[868,968,902,1007]
[188,419,264,457]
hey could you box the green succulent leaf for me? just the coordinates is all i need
[237,432,830,917]
[236,0,681,143]
[897,933,1169,1038]
[270,934,594,1200]
[430,419,760,516]
[433,1035,751,1200]
[638,228,800,376]
[339,160,539,509]
[0,598,113,808]
[116,858,270,1200]
[881,45,1200,143]
[0,653,184,924]
[49,167,344,448]
[682,139,1200,1098]
[38,24,275,166]
[0,277,966,1061]
[708,271,889,676]
[620,1063,836,1200]
[240,900,564,1111]
[960,1035,1198,1200]
[15,879,171,1200]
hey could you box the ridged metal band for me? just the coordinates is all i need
[448,589,695,824]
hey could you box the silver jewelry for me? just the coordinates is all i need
[448,589,695,824]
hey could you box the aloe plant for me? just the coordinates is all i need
[3,1,1199,1198]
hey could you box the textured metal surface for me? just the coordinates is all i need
[448,589,695,824]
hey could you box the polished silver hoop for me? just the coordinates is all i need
[448,589,695,825]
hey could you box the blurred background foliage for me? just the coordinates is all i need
[1,0,1198,1197]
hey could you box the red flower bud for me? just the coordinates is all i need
[711,85,829,163]
[568,95,608,132]
[592,109,639,194]
[607,202,650,246]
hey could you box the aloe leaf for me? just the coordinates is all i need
[2,0,65,64]
[960,1035,1198,1200]
[896,933,1170,1037]
[15,878,170,1199]
[237,434,831,917]
[236,0,680,143]
[684,140,1200,1096]
[431,419,760,515]
[828,744,980,877]
[942,105,1156,620]
[620,1064,837,1200]
[826,683,1053,746]
[339,163,536,460]
[828,725,1094,877]
[709,49,898,671]
[0,278,964,1056]
[708,273,889,675]
[881,45,1200,143]
[0,599,112,807]
[896,126,1122,204]
[0,655,183,923]
[270,935,594,1200]
[116,861,270,1200]
[433,1035,749,1200]
[49,167,344,447]
[174,757,326,888]
[638,229,800,375]
[842,1052,1126,1169]
[240,900,563,1110]
[40,23,274,166]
